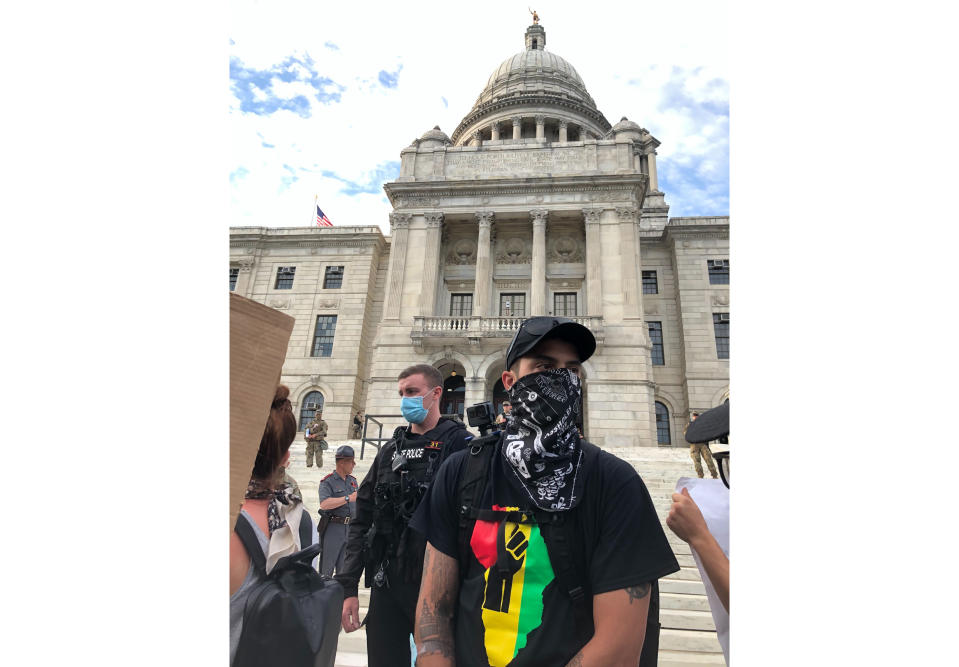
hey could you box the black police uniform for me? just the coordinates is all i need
[335,417,472,667]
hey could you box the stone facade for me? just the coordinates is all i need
[229,23,728,446]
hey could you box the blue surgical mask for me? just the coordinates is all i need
[401,393,432,424]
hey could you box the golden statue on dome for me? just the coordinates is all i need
[529,8,540,24]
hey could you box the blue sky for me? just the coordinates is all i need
[229,0,729,232]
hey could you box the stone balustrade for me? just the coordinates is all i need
[411,315,604,345]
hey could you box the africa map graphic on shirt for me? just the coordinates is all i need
[470,517,555,666]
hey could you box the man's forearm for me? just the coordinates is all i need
[415,545,458,666]
[319,495,350,510]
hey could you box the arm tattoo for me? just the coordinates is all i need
[564,651,584,667]
[415,546,459,662]
[625,582,652,603]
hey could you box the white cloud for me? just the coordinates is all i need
[229,0,730,232]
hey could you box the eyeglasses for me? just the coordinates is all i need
[712,451,729,489]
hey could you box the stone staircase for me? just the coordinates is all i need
[284,439,726,667]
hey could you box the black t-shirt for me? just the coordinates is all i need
[410,439,680,667]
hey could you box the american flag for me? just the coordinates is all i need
[316,205,333,227]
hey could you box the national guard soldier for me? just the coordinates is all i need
[351,411,364,440]
[304,408,328,468]
[317,445,358,576]
[685,412,719,479]
[336,364,473,667]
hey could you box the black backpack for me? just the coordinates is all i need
[456,434,661,667]
[233,510,344,667]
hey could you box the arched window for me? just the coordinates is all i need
[655,401,671,445]
[299,391,324,430]
[439,373,466,417]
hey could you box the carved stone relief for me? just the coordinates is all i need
[237,257,255,273]
[547,235,585,263]
[389,212,413,230]
[318,297,340,309]
[269,297,293,309]
[495,236,531,264]
[711,294,730,307]
[446,238,477,265]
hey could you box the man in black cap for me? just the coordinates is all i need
[336,364,473,667]
[317,445,358,577]
[411,316,680,667]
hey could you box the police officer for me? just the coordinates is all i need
[304,409,328,468]
[317,445,358,576]
[336,364,473,667]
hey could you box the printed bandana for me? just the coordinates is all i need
[504,368,585,511]
[244,477,303,534]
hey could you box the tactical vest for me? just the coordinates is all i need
[365,420,462,586]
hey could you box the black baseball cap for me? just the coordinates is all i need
[335,445,355,459]
[505,316,597,371]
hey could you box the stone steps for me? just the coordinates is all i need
[291,440,726,666]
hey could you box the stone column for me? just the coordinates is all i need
[471,130,482,148]
[420,212,444,316]
[616,206,642,319]
[530,209,548,315]
[490,122,500,141]
[632,145,643,172]
[583,209,603,316]
[474,211,494,318]
[512,117,522,140]
[465,376,486,411]
[384,212,412,320]
[535,115,545,140]
[559,120,568,143]
[647,150,659,191]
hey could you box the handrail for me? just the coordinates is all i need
[360,414,404,460]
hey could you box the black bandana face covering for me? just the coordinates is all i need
[504,368,585,511]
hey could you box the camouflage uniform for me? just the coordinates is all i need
[684,420,718,479]
[350,413,363,439]
[305,414,329,468]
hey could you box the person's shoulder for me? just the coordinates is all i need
[321,472,334,481]
[583,441,640,483]
[437,447,470,483]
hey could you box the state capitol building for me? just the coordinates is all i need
[229,22,729,448]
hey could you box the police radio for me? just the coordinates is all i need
[466,401,498,437]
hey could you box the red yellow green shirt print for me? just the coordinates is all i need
[470,517,555,666]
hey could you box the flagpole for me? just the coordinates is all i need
[312,194,317,227]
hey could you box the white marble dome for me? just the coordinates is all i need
[473,48,596,110]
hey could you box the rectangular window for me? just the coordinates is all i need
[554,293,577,317]
[323,265,344,289]
[311,315,338,357]
[648,321,665,365]
[450,294,473,317]
[708,259,729,285]
[713,313,729,359]
[642,270,658,294]
[275,266,296,289]
[499,293,526,317]
[229,268,238,292]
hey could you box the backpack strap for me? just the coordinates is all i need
[298,509,313,550]
[639,580,660,667]
[234,512,268,575]
[534,509,591,645]
[456,433,500,569]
